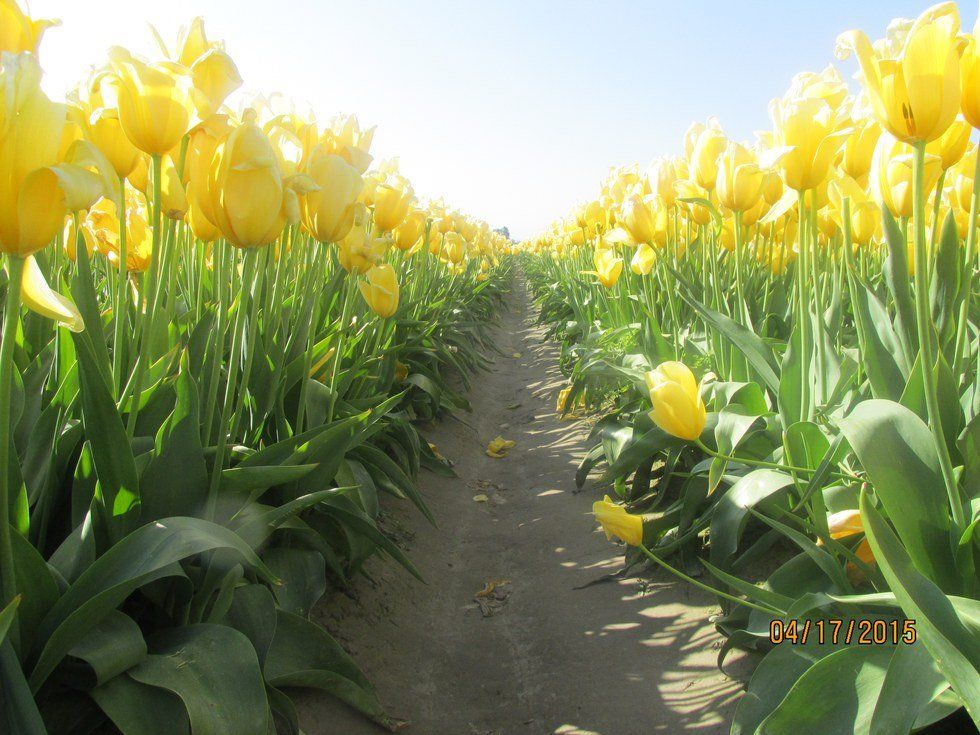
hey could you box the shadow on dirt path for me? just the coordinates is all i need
[296,274,741,735]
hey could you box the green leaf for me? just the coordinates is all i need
[710,469,795,568]
[65,610,146,689]
[840,400,957,592]
[129,624,269,735]
[91,672,190,735]
[263,548,326,617]
[869,641,948,735]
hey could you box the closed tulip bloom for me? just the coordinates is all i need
[0,54,100,256]
[190,49,243,120]
[926,116,971,169]
[762,170,784,205]
[161,154,187,220]
[691,126,728,191]
[647,157,680,206]
[592,247,623,288]
[185,184,220,242]
[961,18,980,127]
[75,74,142,179]
[717,142,764,212]
[871,133,942,217]
[393,208,426,251]
[673,179,713,226]
[836,3,967,143]
[618,194,656,244]
[442,231,466,264]
[644,361,706,441]
[373,177,413,232]
[302,151,363,243]
[839,117,882,182]
[592,496,643,547]
[86,188,154,271]
[108,47,197,156]
[630,243,656,275]
[0,0,57,56]
[358,263,399,318]
[952,145,977,211]
[208,120,285,248]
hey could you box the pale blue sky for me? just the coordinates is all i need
[34,0,979,239]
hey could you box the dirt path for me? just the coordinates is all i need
[296,275,741,735]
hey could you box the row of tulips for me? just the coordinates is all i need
[524,3,978,733]
[0,3,511,733]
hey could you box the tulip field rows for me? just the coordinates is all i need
[0,4,512,733]
[523,3,980,733]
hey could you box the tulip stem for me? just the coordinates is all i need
[951,151,980,380]
[911,143,963,532]
[326,271,357,424]
[694,438,856,482]
[112,176,129,396]
[635,542,781,615]
[0,254,26,608]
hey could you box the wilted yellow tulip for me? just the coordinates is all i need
[0,54,100,256]
[486,436,517,459]
[716,142,764,213]
[592,496,643,546]
[108,47,197,156]
[0,0,57,56]
[644,361,706,441]
[302,151,363,244]
[373,176,413,232]
[18,254,83,331]
[836,3,967,143]
[357,263,399,318]
[630,243,656,275]
[871,133,942,218]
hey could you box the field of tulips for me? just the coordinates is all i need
[0,3,513,733]
[524,2,980,733]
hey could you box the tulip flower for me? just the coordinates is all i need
[770,95,849,192]
[644,361,707,441]
[339,208,389,273]
[871,133,942,218]
[590,247,623,288]
[357,263,399,318]
[618,194,656,244]
[592,496,643,546]
[836,2,967,144]
[108,47,197,156]
[926,116,971,170]
[716,142,764,213]
[961,17,980,128]
[630,243,656,275]
[302,151,363,244]
[838,116,882,183]
[0,0,58,56]
[486,436,516,458]
[393,209,427,251]
[373,176,413,232]
[690,124,727,191]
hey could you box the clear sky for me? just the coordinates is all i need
[32,0,980,240]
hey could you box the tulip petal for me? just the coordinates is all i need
[19,255,84,332]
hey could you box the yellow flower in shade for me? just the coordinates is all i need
[107,47,197,156]
[373,176,413,232]
[836,2,967,144]
[716,141,764,213]
[0,0,57,56]
[593,496,643,546]
[17,255,83,331]
[630,243,656,275]
[394,360,409,382]
[486,436,516,458]
[825,509,864,540]
[0,54,103,256]
[925,116,971,170]
[871,133,942,218]
[644,361,707,441]
[357,263,399,318]
[301,151,363,244]
[392,208,426,251]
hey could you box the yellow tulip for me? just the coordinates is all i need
[17,254,83,331]
[208,119,288,249]
[0,0,57,56]
[644,361,706,441]
[108,47,197,156]
[373,176,413,232]
[393,209,427,251]
[338,207,389,273]
[85,188,154,272]
[441,231,466,264]
[770,95,848,192]
[836,2,967,143]
[838,116,882,182]
[486,436,517,459]
[301,151,363,244]
[952,145,977,211]
[591,247,623,288]
[0,54,99,256]
[647,157,681,206]
[925,116,971,170]
[74,74,142,179]
[762,170,784,205]
[357,263,399,318]
[618,194,656,245]
[716,142,764,213]
[690,125,727,191]
[592,496,643,546]
[871,133,942,218]
[630,243,656,275]
[961,17,980,128]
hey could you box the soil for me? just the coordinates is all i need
[295,275,742,735]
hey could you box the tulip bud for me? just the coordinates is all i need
[302,151,363,243]
[644,361,706,441]
[357,263,399,318]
